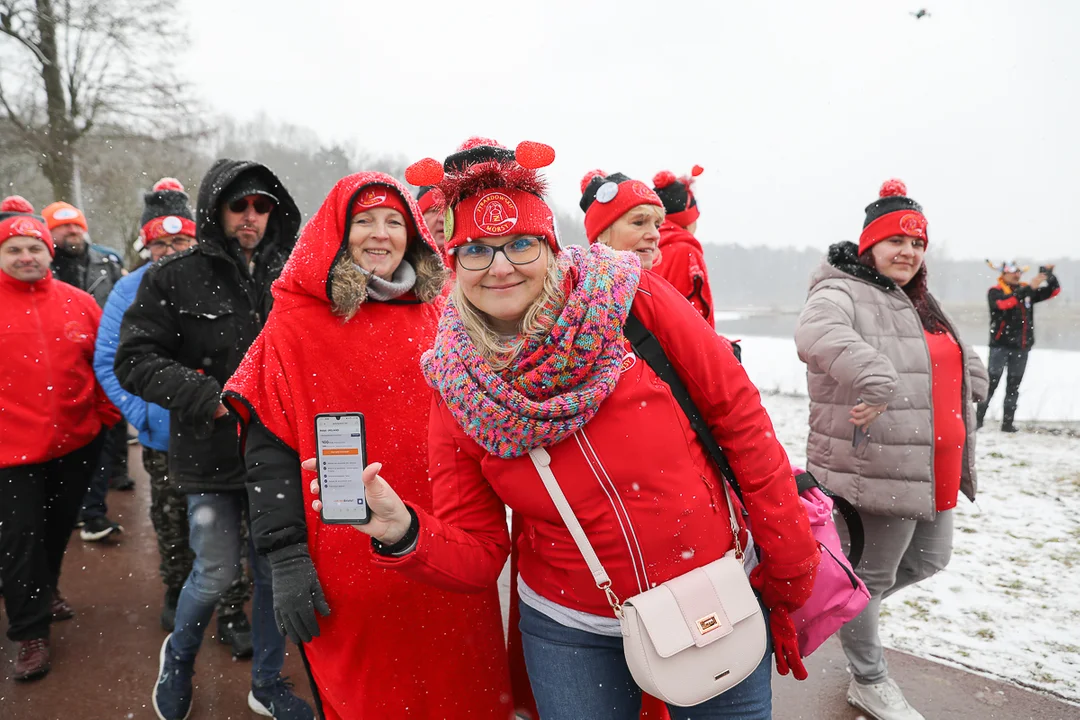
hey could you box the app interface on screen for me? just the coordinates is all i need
[317,415,367,521]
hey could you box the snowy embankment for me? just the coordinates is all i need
[736,334,1080,423]
[762,392,1080,704]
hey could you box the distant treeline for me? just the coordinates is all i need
[700,243,1075,310]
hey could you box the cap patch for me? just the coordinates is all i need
[355,187,389,208]
[473,191,518,236]
[162,216,183,234]
[9,217,46,241]
[630,181,661,203]
[54,208,80,221]
[899,213,928,239]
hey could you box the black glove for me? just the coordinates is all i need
[267,544,330,644]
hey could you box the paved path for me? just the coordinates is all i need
[3,447,1076,719]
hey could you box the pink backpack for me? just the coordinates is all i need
[789,469,870,656]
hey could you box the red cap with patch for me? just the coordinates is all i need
[405,137,558,260]
[579,170,664,243]
[351,184,416,235]
[858,179,929,255]
[0,196,54,256]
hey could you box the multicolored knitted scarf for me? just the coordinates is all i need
[421,244,642,459]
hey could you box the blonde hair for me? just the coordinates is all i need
[451,245,564,372]
[595,204,665,247]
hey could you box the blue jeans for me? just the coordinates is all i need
[169,492,283,687]
[519,602,773,720]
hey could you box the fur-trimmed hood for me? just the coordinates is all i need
[809,240,897,292]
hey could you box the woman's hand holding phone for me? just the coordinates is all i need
[301,458,412,544]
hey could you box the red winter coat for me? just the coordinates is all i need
[654,220,715,327]
[374,271,818,620]
[224,173,511,720]
[1,270,119,468]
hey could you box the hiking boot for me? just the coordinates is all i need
[161,588,181,632]
[80,515,123,542]
[248,676,314,719]
[1001,423,1019,433]
[13,638,51,681]
[152,634,193,720]
[217,611,253,659]
[109,475,136,491]
[847,677,925,720]
[51,590,74,621]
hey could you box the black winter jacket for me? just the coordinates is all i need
[53,244,124,308]
[987,271,1060,350]
[114,160,301,493]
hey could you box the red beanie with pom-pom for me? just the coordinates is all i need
[651,165,703,229]
[579,170,663,243]
[858,179,929,254]
[0,195,54,256]
[405,137,558,260]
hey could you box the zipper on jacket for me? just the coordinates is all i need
[30,287,60,451]
[575,429,650,592]
[700,474,722,513]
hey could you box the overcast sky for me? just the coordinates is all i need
[181,0,1079,261]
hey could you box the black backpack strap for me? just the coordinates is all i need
[623,311,745,506]
[795,471,864,569]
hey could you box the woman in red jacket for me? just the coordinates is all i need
[0,196,119,682]
[223,173,511,719]
[579,169,666,270]
[650,166,715,327]
[308,141,819,719]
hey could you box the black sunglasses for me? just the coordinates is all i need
[228,196,274,214]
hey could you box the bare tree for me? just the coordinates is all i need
[0,0,196,202]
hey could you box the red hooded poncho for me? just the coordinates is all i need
[224,173,512,719]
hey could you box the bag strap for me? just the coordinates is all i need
[528,446,742,617]
[622,311,744,505]
[795,471,865,569]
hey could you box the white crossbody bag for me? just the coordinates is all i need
[528,447,767,707]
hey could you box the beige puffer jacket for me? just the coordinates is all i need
[795,242,989,521]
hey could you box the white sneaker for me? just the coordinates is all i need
[847,677,926,720]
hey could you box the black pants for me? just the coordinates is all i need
[978,347,1029,426]
[81,421,127,520]
[0,433,104,641]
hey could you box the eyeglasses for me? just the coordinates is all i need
[147,237,195,253]
[453,236,543,271]
[228,196,275,215]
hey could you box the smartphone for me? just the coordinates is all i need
[852,397,870,448]
[314,413,370,525]
[1039,266,1049,274]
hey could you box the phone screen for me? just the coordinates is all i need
[315,413,369,524]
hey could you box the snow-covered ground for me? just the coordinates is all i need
[762,392,1080,704]
[736,335,1080,423]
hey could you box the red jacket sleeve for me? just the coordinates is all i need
[633,273,818,580]
[370,397,510,592]
[988,286,1018,311]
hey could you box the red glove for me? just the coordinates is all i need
[767,606,807,681]
[749,562,817,614]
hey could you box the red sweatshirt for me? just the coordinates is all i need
[1,270,119,467]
